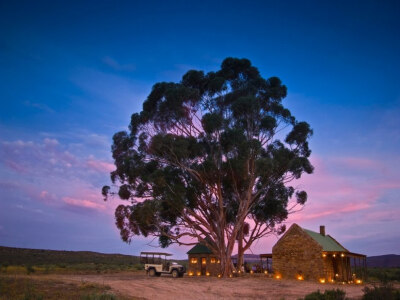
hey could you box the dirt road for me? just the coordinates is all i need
[51,272,366,300]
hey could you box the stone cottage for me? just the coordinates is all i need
[187,243,220,276]
[272,224,366,282]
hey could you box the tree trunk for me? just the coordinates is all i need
[237,227,244,273]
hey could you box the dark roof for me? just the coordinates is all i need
[187,243,213,254]
[302,228,348,252]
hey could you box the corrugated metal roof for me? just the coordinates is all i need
[303,228,347,252]
[187,243,213,254]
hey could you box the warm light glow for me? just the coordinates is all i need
[206,272,210,276]
[322,253,327,258]
[297,275,304,280]
[238,270,241,273]
[319,278,326,284]
[201,258,206,265]
[232,270,236,273]
[333,254,336,258]
[275,274,281,279]
[356,279,362,284]
[341,253,345,257]
[188,271,194,276]
[190,258,198,264]
[197,271,201,276]
[335,273,339,277]
[331,279,335,283]
[264,270,268,274]
[217,259,220,263]
[229,274,233,278]
[217,274,221,278]
[210,257,216,263]
[250,270,254,274]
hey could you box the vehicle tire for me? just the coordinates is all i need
[148,268,156,277]
[172,269,179,278]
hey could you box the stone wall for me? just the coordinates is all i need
[272,224,325,281]
[187,254,220,276]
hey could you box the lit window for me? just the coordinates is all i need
[210,257,216,263]
[201,258,206,265]
[191,258,198,264]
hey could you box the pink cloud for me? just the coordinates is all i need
[62,197,106,211]
[4,160,28,174]
[332,157,383,170]
[86,158,115,173]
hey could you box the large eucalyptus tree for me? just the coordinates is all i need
[103,58,313,276]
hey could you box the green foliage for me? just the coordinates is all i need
[104,57,313,260]
[0,246,147,273]
[301,289,347,300]
[367,267,400,283]
[362,284,400,300]
[26,264,35,274]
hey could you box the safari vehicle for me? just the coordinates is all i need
[140,251,186,278]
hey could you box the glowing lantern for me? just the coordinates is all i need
[206,272,210,276]
[229,274,233,278]
[250,270,254,274]
[217,274,221,278]
[188,272,194,276]
[341,253,345,257]
[319,278,326,284]
[322,253,327,258]
[197,271,201,276]
[275,274,281,279]
[356,279,362,284]
[264,270,268,274]
[333,254,336,258]
[297,275,304,280]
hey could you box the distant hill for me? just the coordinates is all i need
[0,246,188,267]
[367,254,400,268]
[0,245,140,266]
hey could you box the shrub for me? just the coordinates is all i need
[362,284,400,300]
[302,289,347,300]
[26,264,35,274]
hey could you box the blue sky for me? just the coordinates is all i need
[0,0,399,258]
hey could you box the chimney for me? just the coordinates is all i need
[320,225,325,236]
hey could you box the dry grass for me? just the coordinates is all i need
[47,271,368,300]
[0,275,132,300]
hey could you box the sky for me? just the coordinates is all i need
[0,0,399,259]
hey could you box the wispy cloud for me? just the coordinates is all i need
[24,100,55,113]
[102,56,136,72]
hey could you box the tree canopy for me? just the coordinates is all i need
[103,57,313,276]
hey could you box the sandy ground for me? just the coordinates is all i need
[45,271,368,300]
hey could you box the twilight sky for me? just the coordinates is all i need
[0,0,399,258]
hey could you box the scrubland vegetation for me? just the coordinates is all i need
[1,246,399,299]
[0,275,129,300]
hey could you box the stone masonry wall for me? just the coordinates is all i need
[272,224,325,281]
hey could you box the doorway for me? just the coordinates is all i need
[201,257,206,275]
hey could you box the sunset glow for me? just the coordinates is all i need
[0,1,399,258]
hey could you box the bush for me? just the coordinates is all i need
[26,264,35,274]
[302,289,347,300]
[362,284,400,300]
